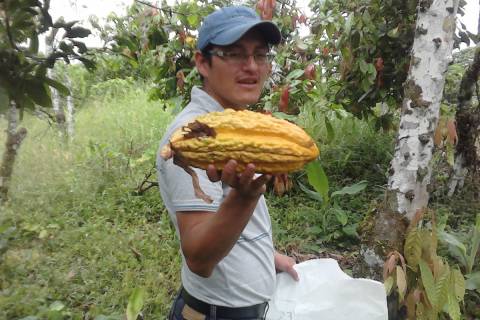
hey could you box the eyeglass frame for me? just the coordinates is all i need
[205,49,275,66]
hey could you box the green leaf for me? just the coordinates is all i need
[78,57,96,71]
[387,26,399,38]
[384,276,394,295]
[439,231,467,266]
[447,291,461,320]
[286,69,305,80]
[44,78,70,96]
[72,40,88,53]
[465,271,480,291]
[342,224,358,238]
[49,301,65,311]
[435,267,450,308]
[59,41,74,54]
[446,143,455,166]
[272,112,298,122]
[25,81,52,108]
[306,161,329,204]
[419,260,437,308]
[187,15,200,28]
[331,180,367,198]
[298,181,324,202]
[324,116,334,142]
[332,204,348,226]
[64,26,91,38]
[126,288,145,320]
[404,228,422,271]
[344,13,353,35]
[468,214,480,273]
[452,268,465,300]
[29,34,39,53]
[358,59,369,73]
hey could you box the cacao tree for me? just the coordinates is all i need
[0,0,94,204]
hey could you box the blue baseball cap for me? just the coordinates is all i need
[197,6,282,51]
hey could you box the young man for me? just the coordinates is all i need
[157,6,299,320]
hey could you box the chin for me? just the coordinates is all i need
[238,93,261,106]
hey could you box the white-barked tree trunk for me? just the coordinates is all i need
[386,0,458,220]
[357,0,460,285]
[65,75,75,139]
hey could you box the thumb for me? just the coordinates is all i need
[287,266,299,281]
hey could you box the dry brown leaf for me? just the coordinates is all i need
[446,119,458,145]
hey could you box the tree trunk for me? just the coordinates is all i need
[65,75,75,139]
[45,29,66,136]
[448,46,480,196]
[356,0,459,280]
[0,101,27,205]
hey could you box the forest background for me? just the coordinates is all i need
[1,0,480,319]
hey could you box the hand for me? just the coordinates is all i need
[206,160,271,200]
[274,252,299,281]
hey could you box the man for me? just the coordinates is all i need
[157,6,299,320]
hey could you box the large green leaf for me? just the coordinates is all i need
[465,271,480,291]
[439,231,467,267]
[126,287,145,320]
[25,80,52,108]
[306,161,329,204]
[331,180,367,198]
[297,181,323,203]
[64,26,91,38]
[419,260,437,308]
[44,77,70,96]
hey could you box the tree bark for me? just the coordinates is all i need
[356,0,459,282]
[385,2,458,220]
[65,75,75,139]
[45,29,66,136]
[0,101,27,205]
[448,46,480,196]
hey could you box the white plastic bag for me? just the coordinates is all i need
[266,258,388,320]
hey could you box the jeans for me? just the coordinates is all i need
[167,288,268,320]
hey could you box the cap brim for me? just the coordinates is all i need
[209,21,281,47]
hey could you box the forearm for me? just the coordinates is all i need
[181,189,260,277]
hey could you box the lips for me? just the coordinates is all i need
[237,77,258,84]
[237,78,259,90]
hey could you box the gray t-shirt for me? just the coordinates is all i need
[156,87,276,307]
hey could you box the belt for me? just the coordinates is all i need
[181,287,268,319]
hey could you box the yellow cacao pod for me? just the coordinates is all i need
[161,109,319,174]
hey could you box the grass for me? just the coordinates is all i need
[0,80,180,319]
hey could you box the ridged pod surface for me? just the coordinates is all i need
[162,109,319,174]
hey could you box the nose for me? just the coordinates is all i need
[242,54,259,70]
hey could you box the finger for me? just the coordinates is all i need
[238,163,256,186]
[251,173,272,190]
[206,164,221,182]
[222,160,239,186]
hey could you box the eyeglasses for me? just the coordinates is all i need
[207,50,275,66]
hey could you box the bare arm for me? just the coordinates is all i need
[177,160,271,278]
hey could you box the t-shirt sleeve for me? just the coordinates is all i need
[161,158,223,213]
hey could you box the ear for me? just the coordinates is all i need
[195,51,209,79]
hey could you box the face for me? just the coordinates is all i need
[195,29,272,110]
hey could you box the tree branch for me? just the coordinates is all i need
[134,0,186,16]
